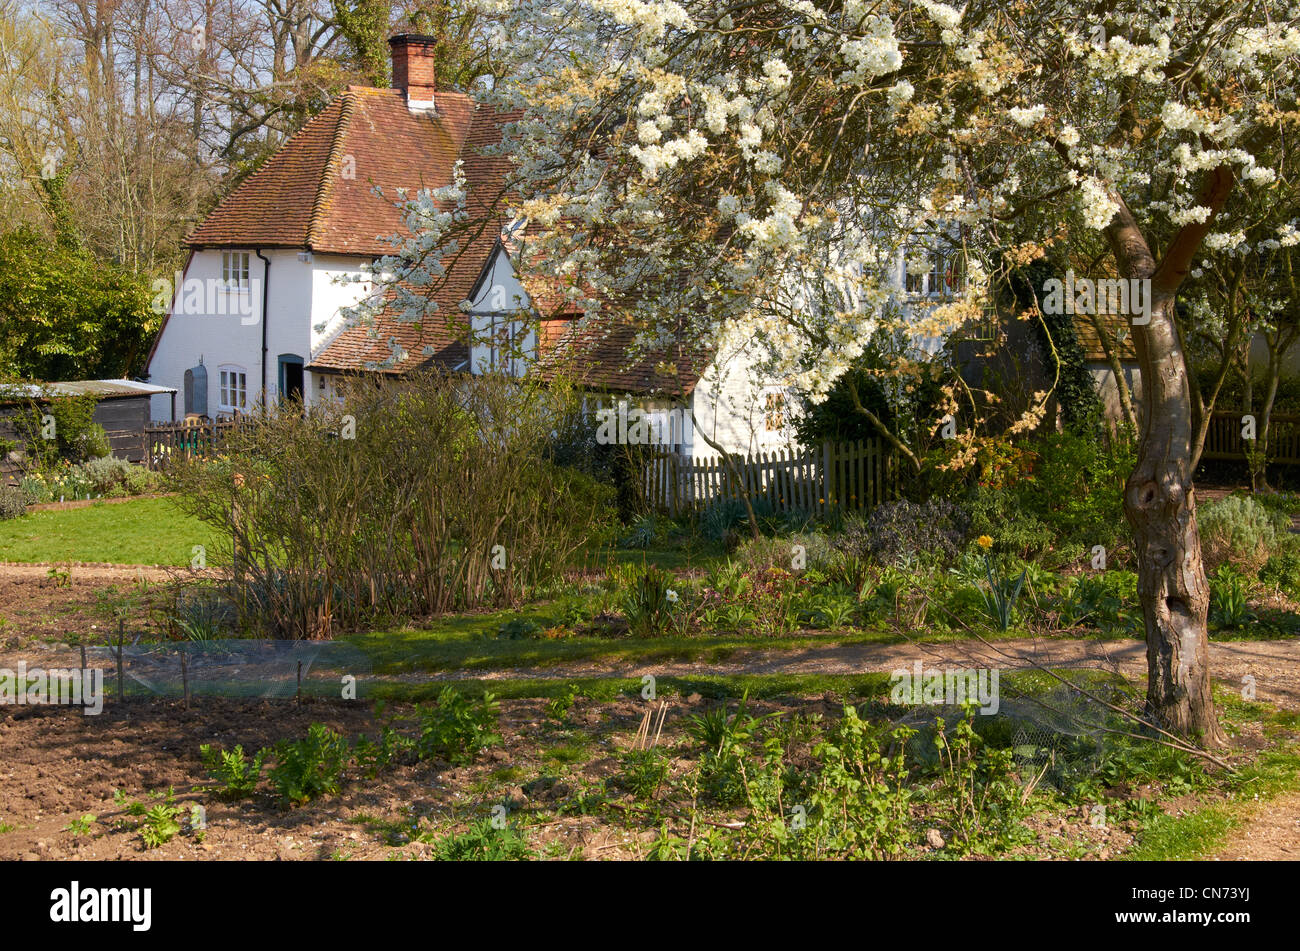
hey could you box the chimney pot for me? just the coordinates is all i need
[388,34,438,113]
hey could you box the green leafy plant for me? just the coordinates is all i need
[1260,548,1300,599]
[1198,495,1288,569]
[65,814,97,838]
[430,818,533,860]
[496,617,544,640]
[268,724,351,806]
[199,743,267,800]
[1209,565,1257,629]
[621,564,678,637]
[0,484,26,520]
[972,540,1027,630]
[546,683,582,723]
[140,804,183,849]
[416,688,501,765]
[619,748,671,800]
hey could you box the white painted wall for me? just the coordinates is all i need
[687,336,798,460]
[146,249,371,420]
[467,247,532,375]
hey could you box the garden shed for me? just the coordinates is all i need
[0,380,177,481]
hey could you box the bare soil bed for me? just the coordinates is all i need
[0,692,1151,862]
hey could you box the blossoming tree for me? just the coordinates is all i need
[347,1,1298,745]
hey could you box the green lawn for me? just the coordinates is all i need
[0,497,215,566]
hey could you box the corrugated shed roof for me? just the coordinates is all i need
[0,380,176,403]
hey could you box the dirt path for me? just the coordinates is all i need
[419,635,1300,710]
[1212,792,1300,860]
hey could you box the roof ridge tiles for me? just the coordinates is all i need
[308,88,358,251]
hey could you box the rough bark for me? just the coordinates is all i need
[1106,177,1231,747]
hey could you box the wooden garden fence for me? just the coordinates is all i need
[643,439,897,517]
[143,418,243,469]
[1201,410,1300,464]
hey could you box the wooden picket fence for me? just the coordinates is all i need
[1201,410,1300,464]
[143,418,243,469]
[643,439,897,517]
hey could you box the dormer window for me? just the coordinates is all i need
[223,251,251,292]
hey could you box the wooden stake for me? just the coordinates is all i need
[116,619,125,703]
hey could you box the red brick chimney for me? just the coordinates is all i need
[389,34,438,113]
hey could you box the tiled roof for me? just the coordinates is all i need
[535,318,706,397]
[182,82,700,395]
[308,303,471,375]
[186,86,490,256]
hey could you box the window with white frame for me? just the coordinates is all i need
[222,251,251,291]
[218,366,248,413]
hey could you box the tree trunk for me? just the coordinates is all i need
[1124,294,1227,745]
[1107,185,1230,748]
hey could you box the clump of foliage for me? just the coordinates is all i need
[1051,570,1140,633]
[0,484,26,520]
[8,391,109,467]
[1209,565,1257,628]
[415,688,501,766]
[0,227,158,381]
[1198,495,1288,569]
[430,819,533,860]
[1260,548,1300,600]
[267,724,352,807]
[838,498,970,567]
[199,744,266,801]
[619,748,671,800]
[793,364,896,445]
[497,617,545,640]
[166,372,616,638]
[621,563,679,636]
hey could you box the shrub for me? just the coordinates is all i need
[0,484,26,520]
[11,393,109,466]
[81,456,133,493]
[964,486,1055,561]
[1011,425,1134,552]
[1197,495,1287,569]
[733,531,833,573]
[839,498,970,567]
[166,372,616,637]
[122,464,161,495]
[621,563,678,637]
[415,688,500,765]
[1260,549,1300,599]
